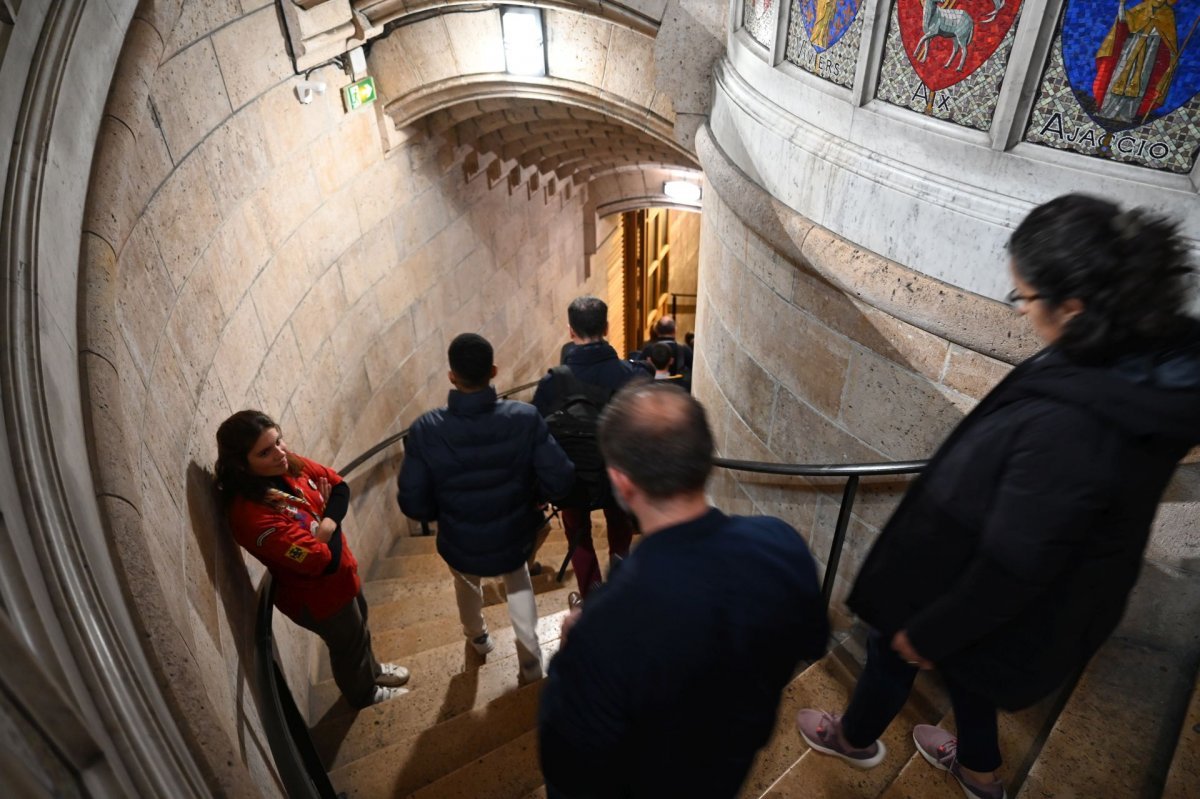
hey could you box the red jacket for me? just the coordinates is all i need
[229,456,361,622]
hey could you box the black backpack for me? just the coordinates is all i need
[543,366,615,509]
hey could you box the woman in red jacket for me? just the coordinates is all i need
[216,410,409,708]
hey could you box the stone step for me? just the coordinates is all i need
[406,727,544,799]
[1016,638,1192,799]
[753,659,945,798]
[363,568,580,627]
[737,644,948,799]
[316,585,574,685]
[878,688,1061,799]
[329,680,543,797]
[372,536,593,584]
[311,609,567,769]
[1161,665,1200,799]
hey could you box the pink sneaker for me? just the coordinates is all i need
[912,725,1007,799]
[796,710,887,769]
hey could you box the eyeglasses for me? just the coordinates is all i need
[1005,289,1042,307]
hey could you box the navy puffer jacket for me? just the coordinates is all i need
[397,388,575,576]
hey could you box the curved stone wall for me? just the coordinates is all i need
[82,2,610,791]
[695,123,1200,647]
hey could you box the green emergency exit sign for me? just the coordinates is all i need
[342,76,377,111]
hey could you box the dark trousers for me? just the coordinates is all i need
[561,504,635,598]
[299,592,380,709]
[841,630,1002,772]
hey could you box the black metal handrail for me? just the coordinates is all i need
[669,292,698,317]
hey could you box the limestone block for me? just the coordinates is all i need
[252,324,304,415]
[545,10,611,86]
[82,351,141,504]
[745,227,795,300]
[812,498,880,592]
[133,1,185,44]
[740,271,851,419]
[839,349,971,460]
[251,235,315,343]
[165,263,226,398]
[199,102,274,209]
[185,617,235,743]
[151,38,234,160]
[329,292,383,382]
[326,362,373,456]
[188,374,233,472]
[447,8,505,75]
[146,153,224,290]
[241,0,273,11]
[203,208,274,318]
[727,348,778,446]
[369,34,423,101]
[211,6,294,110]
[256,78,338,165]
[291,267,348,363]
[601,26,657,109]
[393,189,449,258]
[106,18,164,134]
[163,0,242,57]
[213,301,268,405]
[339,227,397,307]
[365,314,417,393]
[137,448,190,645]
[86,120,148,254]
[374,252,422,319]
[768,385,881,464]
[396,18,458,85]
[295,195,359,283]
[354,155,413,233]
[653,0,725,116]
[117,220,177,384]
[287,342,339,437]
[248,158,323,248]
[941,344,1011,401]
[791,267,951,385]
[81,232,122,365]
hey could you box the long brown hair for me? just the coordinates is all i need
[214,410,303,507]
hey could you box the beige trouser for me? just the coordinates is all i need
[450,564,543,679]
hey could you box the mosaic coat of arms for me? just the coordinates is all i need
[787,0,864,86]
[876,0,1026,128]
[897,0,1023,90]
[1025,0,1200,171]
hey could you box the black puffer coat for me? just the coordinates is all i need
[848,326,1200,710]
[397,388,574,576]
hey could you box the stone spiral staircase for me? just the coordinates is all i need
[308,517,1199,799]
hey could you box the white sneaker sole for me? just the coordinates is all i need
[798,728,888,770]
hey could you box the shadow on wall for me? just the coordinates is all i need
[185,461,271,770]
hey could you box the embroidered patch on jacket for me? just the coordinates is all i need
[256,527,277,547]
[285,545,309,563]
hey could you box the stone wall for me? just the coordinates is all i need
[667,209,700,337]
[82,2,605,792]
[694,133,1200,645]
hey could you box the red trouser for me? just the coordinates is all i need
[560,505,635,597]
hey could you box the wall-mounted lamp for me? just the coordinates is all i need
[501,6,547,77]
[663,180,702,203]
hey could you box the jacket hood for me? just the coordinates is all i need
[1014,320,1200,444]
[564,341,620,366]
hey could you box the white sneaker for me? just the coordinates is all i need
[471,633,495,655]
[376,662,410,687]
[372,685,409,705]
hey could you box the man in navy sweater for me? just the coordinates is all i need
[397,333,574,684]
[538,383,829,798]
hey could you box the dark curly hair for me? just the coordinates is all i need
[1008,194,1195,365]
[214,410,303,507]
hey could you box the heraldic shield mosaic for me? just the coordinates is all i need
[786,0,865,87]
[1025,0,1200,172]
[745,0,778,48]
[876,0,1026,129]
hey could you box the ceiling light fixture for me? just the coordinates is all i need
[663,180,702,203]
[501,7,547,77]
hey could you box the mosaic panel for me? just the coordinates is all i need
[745,0,778,49]
[786,0,865,87]
[1025,0,1200,173]
[875,0,1026,130]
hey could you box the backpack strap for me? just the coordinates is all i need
[549,365,614,410]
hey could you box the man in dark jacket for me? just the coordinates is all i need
[532,296,641,597]
[539,383,829,798]
[397,333,574,684]
[634,315,692,386]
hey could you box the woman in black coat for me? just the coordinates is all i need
[797,194,1200,799]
